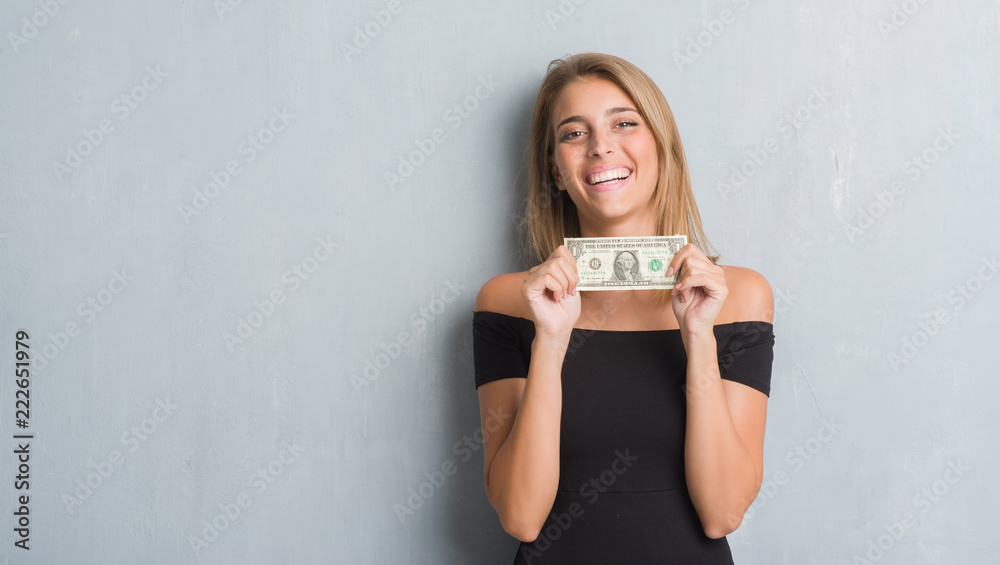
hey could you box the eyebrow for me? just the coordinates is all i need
[555,106,639,130]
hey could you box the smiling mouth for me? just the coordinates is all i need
[586,168,632,186]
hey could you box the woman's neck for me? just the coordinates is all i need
[578,213,658,238]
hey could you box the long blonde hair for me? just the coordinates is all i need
[519,52,720,302]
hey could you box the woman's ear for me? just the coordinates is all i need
[549,160,564,191]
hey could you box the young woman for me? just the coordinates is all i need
[472,53,776,563]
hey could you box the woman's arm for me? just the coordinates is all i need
[478,332,567,542]
[476,250,580,542]
[680,267,773,538]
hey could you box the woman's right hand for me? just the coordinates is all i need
[521,245,581,341]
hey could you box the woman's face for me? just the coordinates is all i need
[549,76,659,234]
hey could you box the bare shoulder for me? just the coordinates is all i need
[474,271,531,319]
[721,265,774,324]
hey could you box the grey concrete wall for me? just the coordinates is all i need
[0,1,997,563]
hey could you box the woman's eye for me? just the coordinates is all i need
[559,121,637,141]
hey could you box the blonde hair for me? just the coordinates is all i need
[518,52,720,302]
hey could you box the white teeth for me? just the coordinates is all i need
[587,168,631,185]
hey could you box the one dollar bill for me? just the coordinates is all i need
[564,235,687,291]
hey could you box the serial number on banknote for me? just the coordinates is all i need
[564,235,687,291]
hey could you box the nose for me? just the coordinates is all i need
[588,128,614,157]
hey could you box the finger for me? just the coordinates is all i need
[672,284,687,304]
[543,272,573,301]
[545,253,572,286]
[553,244,574,264]
[675,263,719,285]
[544,266,571,299]
[557,247,579,276]
[529,250,568,283]
[558,254,580,289]
[554,246,580,293]
[668,244,716,278]
[679,254,715,272]
[666,243,695,277]
[526,265,566,296]
[525,263,560,290]
[683,242,708,261]
[674,272,725,295]
[672,286,684,304]
[527,254,575,300]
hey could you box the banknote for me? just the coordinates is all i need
[564,235,688,290]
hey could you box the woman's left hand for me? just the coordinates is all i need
[666,243,727,339]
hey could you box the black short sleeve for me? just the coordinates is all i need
[717,321,775,397]
[472,311,534,389]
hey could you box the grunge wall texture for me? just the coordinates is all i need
[1,1,997,563]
